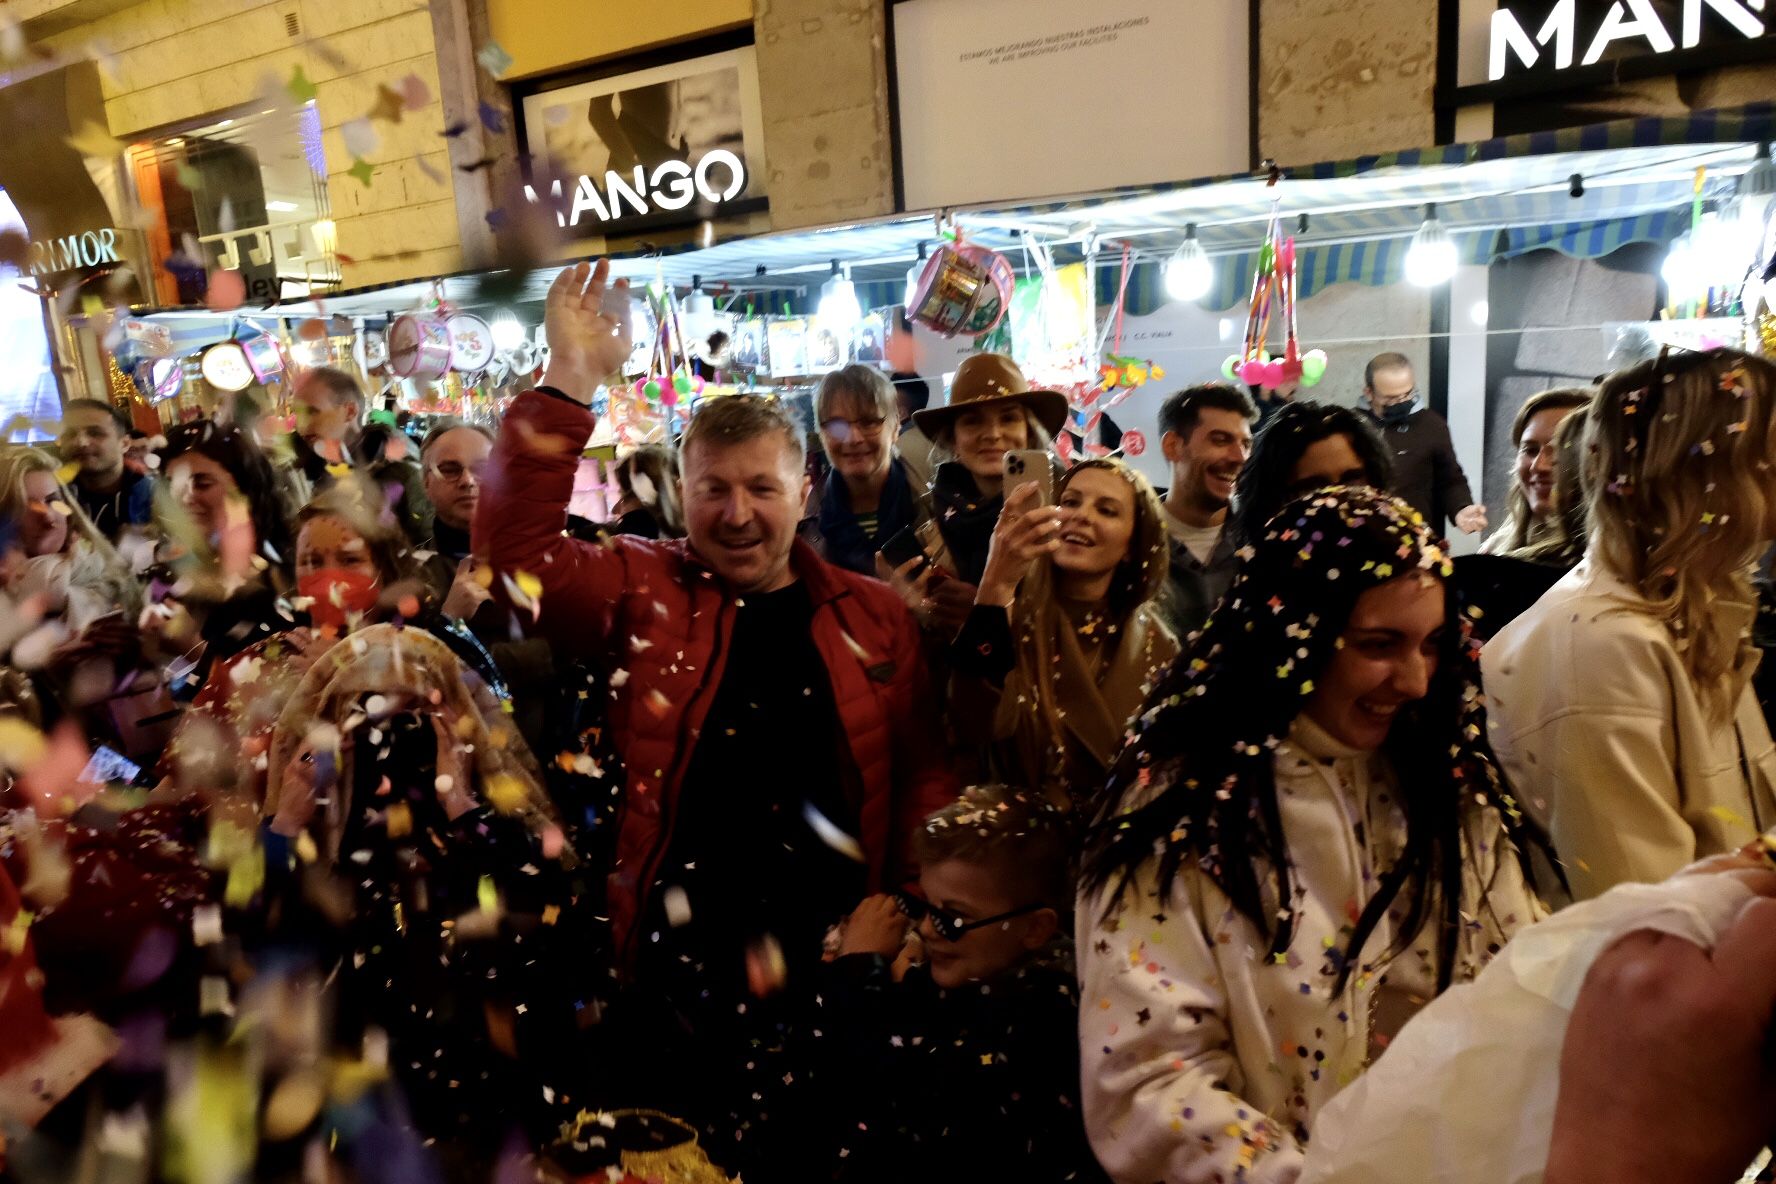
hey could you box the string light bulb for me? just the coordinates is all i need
[1164,224,1213,303]
[1404,203,1458,287]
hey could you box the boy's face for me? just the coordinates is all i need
[917,858,1055,989]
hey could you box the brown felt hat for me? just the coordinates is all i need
[912,353,1070,439]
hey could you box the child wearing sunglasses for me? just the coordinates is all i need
[816,784,1106,1182]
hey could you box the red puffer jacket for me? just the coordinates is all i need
[476,390,959,963]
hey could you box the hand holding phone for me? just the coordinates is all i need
[1001,449,1053,507]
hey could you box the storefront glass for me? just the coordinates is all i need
[126,102,340,309]
[0,188,62,438]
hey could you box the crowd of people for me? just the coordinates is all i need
[5,255,1776,1183]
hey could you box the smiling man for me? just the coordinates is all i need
[1154,383,1256,636]
[58,398,154,543]
[474,260,956,1175]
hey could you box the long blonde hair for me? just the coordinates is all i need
[0,444,142,618]
[1498,387,1593,553]
[1585,348,1776,718]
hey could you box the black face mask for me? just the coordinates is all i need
[1378,395,1420,423]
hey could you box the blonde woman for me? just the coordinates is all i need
[948,457,1178,823]
[1484,348,1776,899]
[0,445,141,634]
[1480,387,1593,557]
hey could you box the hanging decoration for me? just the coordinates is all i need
[1220,192,1328,395]
[611,285,704,447]
[907,227,1015,338]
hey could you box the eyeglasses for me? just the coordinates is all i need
[431,461,487,484]
[819,416,887,439]
[894,891,1046,943]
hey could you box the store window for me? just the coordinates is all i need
[126,103,339,308]
[0,188,61,438]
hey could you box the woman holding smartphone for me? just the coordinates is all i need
[879,353,1068,636]
[946,457,1179,824]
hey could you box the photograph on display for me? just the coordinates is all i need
[853,311,887,365]
[767,318,810,378]
[518,45,770,236]
[731,318,767,371]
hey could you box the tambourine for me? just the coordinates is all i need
[908,242,1016,338]
[446,313,495,373]
[388,315,453,380]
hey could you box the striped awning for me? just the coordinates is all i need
[227,102,1773,319]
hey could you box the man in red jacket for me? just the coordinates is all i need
[475,260,956,1171]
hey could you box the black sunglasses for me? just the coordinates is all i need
[895,891,1046,943]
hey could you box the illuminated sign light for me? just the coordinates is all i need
[523,150,748,229]
[27,228,121,276]
[1490,0,1767,80]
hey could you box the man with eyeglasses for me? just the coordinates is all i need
[1359,352,1487,538]
[417,420,494,620]
[812,363,929,575]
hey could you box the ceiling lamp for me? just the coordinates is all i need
[1164,223,1213,303]
[1404,203,1458,287]
[491,314,527,352]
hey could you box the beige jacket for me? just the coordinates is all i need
[1077,717,1538,1184]
[1482,557,1776,900]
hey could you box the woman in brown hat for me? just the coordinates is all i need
[946,457,1179,824]
[879,354,1068,633]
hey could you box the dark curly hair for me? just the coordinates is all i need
[159,419,294,568]
[1080,485,1549,992]
[1231,400,1392,543]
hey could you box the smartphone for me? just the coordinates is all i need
[877,524,929,575]
[1002,449,1053,506]
[79,745,144,787]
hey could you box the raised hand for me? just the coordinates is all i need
[976,481,1062,609]
[537,259,633,405]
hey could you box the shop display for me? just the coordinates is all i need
[240,332,284,381]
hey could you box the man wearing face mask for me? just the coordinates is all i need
[1359,353,1487,536]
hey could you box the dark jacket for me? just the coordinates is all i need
[289,427,430,543]
[817,458,927,576]
[819,942,1108,1184]
[1158,526,1240,639]
[1360,406,1474,533]
[477,390,959,963]
[71,468,155,541]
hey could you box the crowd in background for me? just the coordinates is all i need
[5,257,1776,1183]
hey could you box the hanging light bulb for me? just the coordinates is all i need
[1661,232,1703,306]
[1404,202,1458,287]
[819,260,862,336]
[1164,223,1213,303]
[1732,141,1776,258]
[491,314,527,352]
[682,276,717,345]
[904,241,929,309]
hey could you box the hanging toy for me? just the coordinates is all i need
[1221,190,1328,395]
[907,227,1016,338]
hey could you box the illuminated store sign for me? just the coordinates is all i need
[1489,0,1768,80]
[523,150,749,230]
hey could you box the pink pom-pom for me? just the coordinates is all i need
[1237,359,1268,385]
[1259,360,1286,388]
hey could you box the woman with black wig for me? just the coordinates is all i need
[1076,486,1546,1184]
[1230,400,1393,544]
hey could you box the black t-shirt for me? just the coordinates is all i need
[640,580,862,1013]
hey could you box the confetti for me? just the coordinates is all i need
[287,65,317,103]
[802,801,865,862]
[477,41,513,77]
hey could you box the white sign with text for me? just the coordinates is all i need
[892,0,1249,210]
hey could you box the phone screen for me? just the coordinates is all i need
[80,746,144,787]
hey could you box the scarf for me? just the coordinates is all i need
[817,459,921,576]
[928,462,1002,586]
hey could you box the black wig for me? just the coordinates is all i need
[1081,485,1547,992]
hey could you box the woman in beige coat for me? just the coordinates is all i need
[1483,348,1776,900]
[1076,487,1547,1183]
